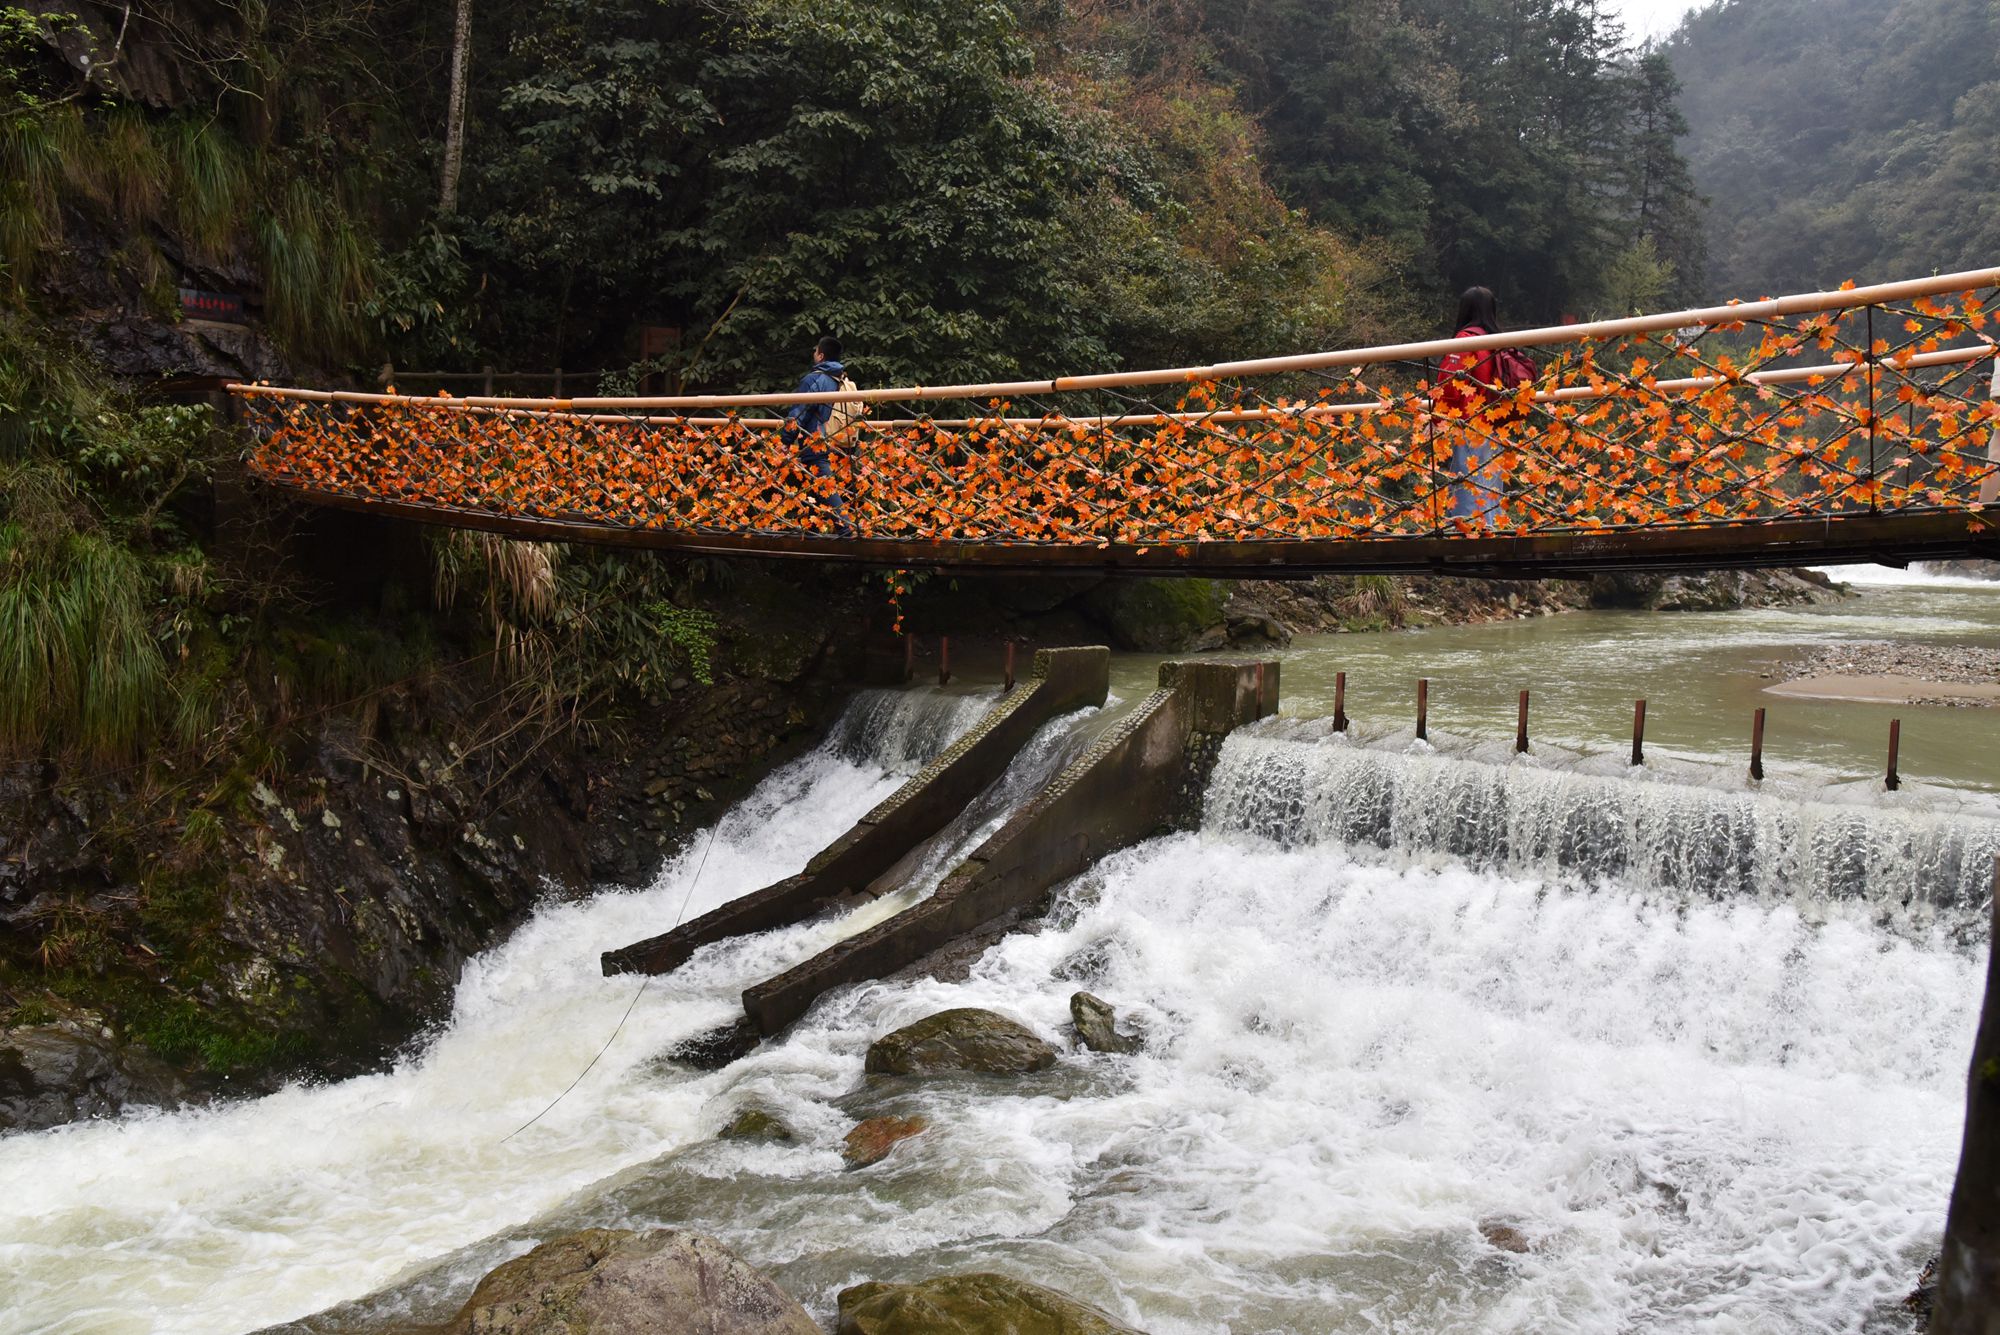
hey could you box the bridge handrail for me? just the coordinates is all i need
[233,341,1999,431]
[228,266,2000,413]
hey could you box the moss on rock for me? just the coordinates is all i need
[1079,579,1227,651]
[836,1273,1140,1335]
[864,1008,1058,1077]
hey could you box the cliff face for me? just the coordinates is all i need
[0,517,865,1132]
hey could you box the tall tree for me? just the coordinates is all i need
[439,0,473,214]
[1615,51,1706,304]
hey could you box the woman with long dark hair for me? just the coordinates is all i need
[1436,286,1512,523]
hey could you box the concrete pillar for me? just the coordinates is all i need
[1932,860,2000,1334]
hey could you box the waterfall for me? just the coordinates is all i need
[1203,726,2000,927]
[824,686,997,774]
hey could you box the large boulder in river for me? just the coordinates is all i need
[1079,578,1229,651]
[439,1228,817,1335]
[836,1273,1141,1334]
[864,1008,1058,1077]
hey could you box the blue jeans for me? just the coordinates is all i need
[799,447,851,532]
[1449,437,1504,522]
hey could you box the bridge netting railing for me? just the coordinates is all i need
[234,269,2000,549]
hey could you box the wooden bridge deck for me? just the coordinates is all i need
[262,478,2000,579]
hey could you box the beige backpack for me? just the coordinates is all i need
[826,373,868,441]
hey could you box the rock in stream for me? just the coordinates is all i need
[433,1228,817,1335]
[837,1272,1142,1334]
[864,1008,1058,1077]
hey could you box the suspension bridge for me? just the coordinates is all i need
[233,268,2000,578]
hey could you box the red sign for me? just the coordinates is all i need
[180,289,245,322]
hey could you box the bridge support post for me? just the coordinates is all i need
[1929,857,2000,1334]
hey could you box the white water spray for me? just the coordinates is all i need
[0,681,1986,1335]
[0,688,994,1335]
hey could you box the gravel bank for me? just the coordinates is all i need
[1769,642,2000,707]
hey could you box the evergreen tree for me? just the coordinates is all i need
[1668,0,2000,297]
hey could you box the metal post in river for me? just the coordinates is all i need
[1929,857,2000,1333]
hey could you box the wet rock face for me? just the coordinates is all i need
[1587,568,1848,612]
[863,1008,1059,1077]
[842,1114,929,1169]
[0,1017,191,1132]
[1069,992,1140,1055]
[438,1228,818,1335]
[0,569,848,1131]
[836,1273,1140,1335]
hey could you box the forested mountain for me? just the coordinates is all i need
[1197,0,1707,322]
[1666,0,2000,298]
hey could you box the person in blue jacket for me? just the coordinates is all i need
[780,335,850,531]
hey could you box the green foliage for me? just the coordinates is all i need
[1196,0,1707,323]
[1597,235,1675,317]
[0,513,168,757]
[0,320,222,760]
[257,177,376,361]
[0,102,379,361]
[647,601,718,686]
[1669,0,2000,295]
[133,997,306,1073]
[0,5,82,113]
[164,117,253,265]
[432,533,720,700]
[447,0,1391,387]
[368,224,478,362]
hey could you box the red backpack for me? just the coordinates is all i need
[1439,329,1536,415]
[1490,346,1537,390]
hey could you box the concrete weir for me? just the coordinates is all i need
[602,646,1112,978]
[741,656,1278,1037]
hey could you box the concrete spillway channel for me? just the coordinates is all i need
[602,646,1113,978]
[604,649,1279,1063]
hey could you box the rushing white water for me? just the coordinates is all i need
[1205,724,2000,928]
[1816,562,2000,590]
[0,687,997,1335]
[2,683,1987,1335]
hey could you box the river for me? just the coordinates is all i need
[2,566,1996,1334]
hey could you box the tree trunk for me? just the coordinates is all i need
[439,0,473,215]
[1933,858,2000,1334]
